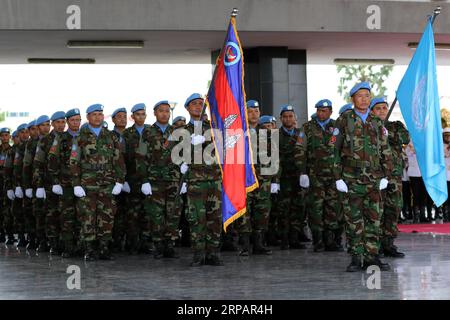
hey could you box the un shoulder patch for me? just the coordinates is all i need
[296,132,305,145]
[382,127,388,136]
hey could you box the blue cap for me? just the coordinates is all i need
[12,130,17,138]
[279,104,295,115]
[370,97,388,110]
[172,116,186,124]
[35,115,50,126]
[51,111,66,121]
[86,104,104,114]
[350,82,371,97]
[154,100,170,110]
[259,115,273,125]
[27,120,36,128]
[66,108,81,119]
[131,103,146,113]
[112,107,127,118]
[315,99,332,109]
[339,103,353,115]
[184,93,203,108]
[311,113,317,120]
[247,100,260,108]
[17,123,28,132]
[0,127,10,134]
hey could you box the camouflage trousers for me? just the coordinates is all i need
[381,176,402,240]
[23,197,35,236]
[112,192,127,243]
[33,197,46,241]
[308,176,342,233]
[77,185,116,243]
[238,179,271,234]
[1,198,14,235]
[59,187,79,243]
[277,178,306,236]
[13,197,25,235]
[343,181,382,258]
[45,189,61,240]
[186,180,222,253]
[143,180,181,244]
[126,186,150,240]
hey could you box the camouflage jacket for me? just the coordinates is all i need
[0,143,11,191]
[385,121,410,177]
[33,131,60,187]
[13,141,28,188]
[136,123,181,183]
[334,109,393,184]
[69,126,125,187]
[3,144,17,190]
[122,124,150,186]
[22,137,39,189]
[47,131,78,187]
[278,127,302,180]
[249,127,280,182]
[112,128,126,156]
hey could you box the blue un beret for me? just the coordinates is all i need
[35,115,50,126]
[11,130,17,138]
[315,99,332,109]
[131,103,146,113]
[247,100,260,108]
[258,115,273,125]
[111,107,127,118]
[184,93,203,108]
[51,111,66,121]
[279,104,295,115]
[350,82,371,97]
[339,103,353,115]
[86,104,104,114]
[17,123,28,132]
[66,108,81,119]
[153,100,170,111]
[172,116,186,124]
[370,97,388,110]
[27,120,36,128]
[0,127,10,134]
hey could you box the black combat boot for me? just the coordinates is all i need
[84,241,97,261]
[333,229,344,251]
[98,240,114,260]
[288,231,306,249]
[298,229,312,242]
[239,233,250,256]
[49,237,61,255]
[26,234,37,250]
[324,230,339,251]
[312,230,325,252]
[16,233,28,247]
[205,250,224,266]
[190,251,205,267]
[163,241,179,258]
[5,234,15,245]
[36,239,49,252]
[363,255,391,271]
[153,241,165,259]
[253,231,272,255]
[346,255,362,272]
[383,237,405,258]
[138,235,153,254]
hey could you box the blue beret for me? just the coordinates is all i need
[154,100,170,110]
[258,115,273,125]
[311,113,317,120]
[339,103,353,115]
[247,100,260,108]
[66,108,81,119]
[172,116,186,124]
[111,107,127,118]
[370,97,388,110]
[0,127,10,134]
[51,111,66,121]
[11,130,17,138]
[27,120,36,128]
[315,99,332,108]
[86,104,104,114]
[279,104,295,115]
[17,123,28,131]
[350,82,371,97]
[184,93,203,108]
[35,115,50,126]
[131,103,146,113]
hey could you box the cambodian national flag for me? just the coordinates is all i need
[206,16,259,231]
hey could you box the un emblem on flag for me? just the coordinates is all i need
[412,75,430,131]
[224,42,241,66]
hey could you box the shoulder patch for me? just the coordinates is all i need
[333,128,340,136]
[382,127,388,136]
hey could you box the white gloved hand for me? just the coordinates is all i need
[379,178,389,191]
[74,186,86,198]
[112,183,123,196]
[299,174,310,188]
[36,188,46,199]
[180,162,189,175]
[336,179,349,193]
[191,134,206,146]
[180,182,187,195]
[270,183,280,194]
[122,181,131,193]
[7,190,15,201]
[141,182,152,196]
[15,186,23,199]
[25,188,33,198]
[52,185,63,196]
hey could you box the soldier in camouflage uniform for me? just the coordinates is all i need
[334,82,393,272]
[0,128,12,243]
[295,99,343,252]
[69,104,125,260]
[182,93,223,266]
[33,111,66,255]
[137,101,182,259]
[122,103,152,254]
[370,97,410,258]
[47,108,82,258]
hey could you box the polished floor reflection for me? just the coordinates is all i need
[1,233,449,300]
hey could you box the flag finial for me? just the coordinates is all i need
[231,8,238,18]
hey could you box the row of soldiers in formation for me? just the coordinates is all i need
[0,81,409,271]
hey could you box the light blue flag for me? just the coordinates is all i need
[397,18,447,207]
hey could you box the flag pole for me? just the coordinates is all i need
[385,6,441,123]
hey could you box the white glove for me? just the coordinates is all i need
[25,188,33,198]
[36,188,46,199]
[336,179,348,193]
[180,182,187,195]
[122,181,131,193]
[141,182,152,196]
[74,186,86,198]
[15,186,23,199]
[379,178,389,191]
[299,174,310,188]
[112,183,123,196]
[7,190,15,201]
[270,183,280,194]
[52,185,63,196]
[191,134,206,146]
[180,162,189,175]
